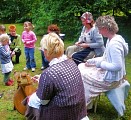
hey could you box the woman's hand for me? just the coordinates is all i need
[31,74,41,83]
[75,41,81,46]
[85,59,95,67]
[79,43,89,48]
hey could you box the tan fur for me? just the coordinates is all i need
[13,71,37,115]
[14,71,30,83]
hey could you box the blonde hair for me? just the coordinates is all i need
[24,21,34,30]
[0,25,6,32]
[95,15,119,34]
[0,34,10,43]
[40,32,64,58]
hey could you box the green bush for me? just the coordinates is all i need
[32,1,84,41]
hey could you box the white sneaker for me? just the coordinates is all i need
[41,66,44,70]
[23,67,28,70]
[32,68,35,72]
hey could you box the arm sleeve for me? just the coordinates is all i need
[88,27,104,48]
[28,32,37,44]
[98,43,123,71]
[16,34,21,48]
[0,47,10,58]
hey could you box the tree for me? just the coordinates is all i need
[0,0,131,41]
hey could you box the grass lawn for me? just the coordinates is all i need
[0,23,131,120]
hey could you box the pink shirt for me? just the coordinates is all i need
[22,31,37,48]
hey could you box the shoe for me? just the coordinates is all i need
[23,67,28,70]
[9,79,14,83]
[5,81,14,86]
[32,68,35,72]
[41,66,44,70]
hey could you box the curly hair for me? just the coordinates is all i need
[41,32,64,58]
[47,24,60,35]
[0,34,10,43]
[8,25,16,31]
[95,15,119,34]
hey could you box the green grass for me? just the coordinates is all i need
[0,23,131,120]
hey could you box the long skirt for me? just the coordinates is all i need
[78,63,121,106]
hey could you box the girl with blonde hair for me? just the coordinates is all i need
[0,34,14,86]
[22,21,37,72]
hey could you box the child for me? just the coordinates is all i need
[0,25,7,35]
[22,21,37,72]
[0,34,14,86]
[0,25,13,71]
[8,25,21,64]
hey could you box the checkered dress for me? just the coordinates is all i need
[36,59,87,120]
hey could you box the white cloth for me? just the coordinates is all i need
[81,116,90,120]
[28,92,41,109]
[106,80,130,116]
[1,61,13,73]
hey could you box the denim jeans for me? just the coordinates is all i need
[24,47,36,68]
[41,50,49,68]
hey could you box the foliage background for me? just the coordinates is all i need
[0,0,131,43]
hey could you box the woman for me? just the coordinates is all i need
[66,12,105,65]
[78,15,129,108]
[25,33,89,120]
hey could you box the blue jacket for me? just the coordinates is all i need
[78,26,105,57]
[0,45,11,64]
[87,35,129,82]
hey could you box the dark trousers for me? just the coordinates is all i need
[11,49,21,64]
[72,48,94,65]
[15,51,21,63]
[41,50,49,68]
